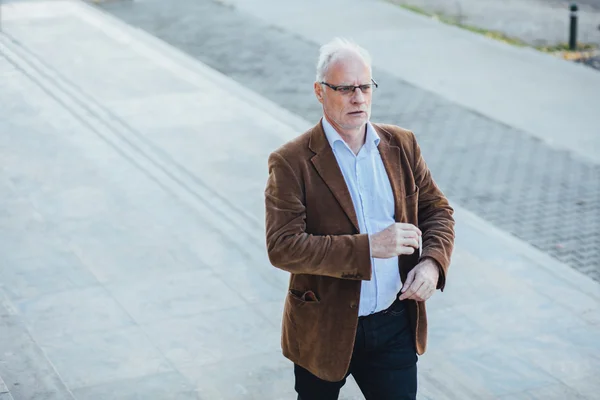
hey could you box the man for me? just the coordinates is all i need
[264,38,455,400]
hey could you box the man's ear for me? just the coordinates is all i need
[314,82,324,104]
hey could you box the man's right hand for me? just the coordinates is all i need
[370,223,421,259]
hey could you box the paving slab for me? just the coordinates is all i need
[0,1,598,399]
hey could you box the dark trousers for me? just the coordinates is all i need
[295,299,417,400]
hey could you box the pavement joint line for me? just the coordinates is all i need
[0,289,75,400]
[0,376,10,396]
[0,33,266,257]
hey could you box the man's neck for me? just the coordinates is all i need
[325,116,367,155]
[339,127,367,155]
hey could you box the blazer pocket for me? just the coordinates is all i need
[287,289,321,356]
[289,289,320,304]
[405,186,419,203]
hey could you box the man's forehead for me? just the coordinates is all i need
[326,58,371,81]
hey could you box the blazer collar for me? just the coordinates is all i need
[308,119,398,153]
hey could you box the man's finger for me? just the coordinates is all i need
[399,274,422,300]
[413,282,432,301]
[401,270,415,293]
[412,288,434,302]
[399,246,416,255]
[400,238,419,249]
[401,231,419,240]
[400,279,424,301]
[396,223,422,236]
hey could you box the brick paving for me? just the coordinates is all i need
[97,0,600,281]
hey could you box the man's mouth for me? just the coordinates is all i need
[348,111,364,115]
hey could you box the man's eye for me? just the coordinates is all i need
[359,85,372,92]
[338,86,353,93]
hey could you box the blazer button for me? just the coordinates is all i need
[350,303,358,309]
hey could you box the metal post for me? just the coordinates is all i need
[569,3,578,50]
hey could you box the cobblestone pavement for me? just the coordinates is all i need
[96,0,600,281]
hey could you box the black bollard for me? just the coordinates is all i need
[569,3,578,50]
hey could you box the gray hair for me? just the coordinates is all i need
[315,38,372,82]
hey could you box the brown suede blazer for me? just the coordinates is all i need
[264,120,455,382]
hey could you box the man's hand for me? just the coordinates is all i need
[398,258,440,302]
[370,223,421,259]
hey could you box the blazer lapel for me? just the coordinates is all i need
[374,124,415,279]
[309,120,360,232]
[374,124,407,222]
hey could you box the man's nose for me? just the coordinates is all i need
[351,88,366,103]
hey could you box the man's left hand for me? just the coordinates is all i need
[398,258,440,302]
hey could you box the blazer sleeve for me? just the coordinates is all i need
[264,151,372,280]
[410,132,455,290]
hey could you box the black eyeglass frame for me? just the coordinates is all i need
[319,79,379,94]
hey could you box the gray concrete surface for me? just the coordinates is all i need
[0,1,599,399]
[95,0,600,282]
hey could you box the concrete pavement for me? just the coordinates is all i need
[0,1,599,399]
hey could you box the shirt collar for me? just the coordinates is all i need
[321,116,380,153]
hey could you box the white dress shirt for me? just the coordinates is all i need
[322,117,402,316]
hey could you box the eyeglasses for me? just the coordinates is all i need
[320,79,378,95]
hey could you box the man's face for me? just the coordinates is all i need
[314,54,372,132]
